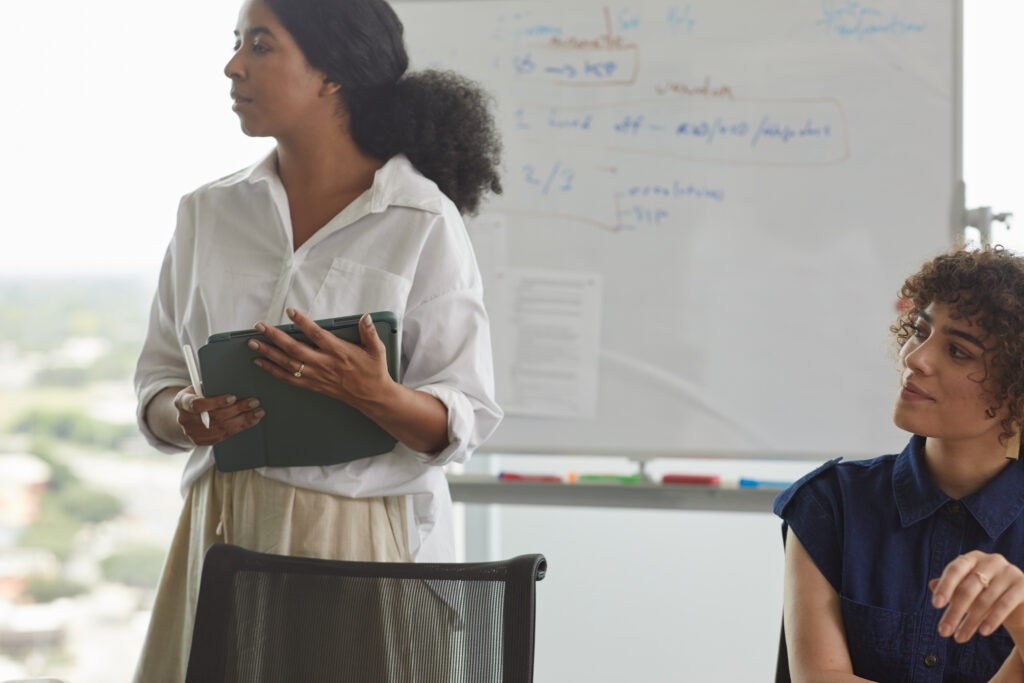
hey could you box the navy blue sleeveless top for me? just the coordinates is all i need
[774,435,1024,682]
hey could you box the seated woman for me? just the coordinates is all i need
[776,246,1024,682]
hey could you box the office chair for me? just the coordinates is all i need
[776,525,791,683]
[184,543,547,683]
[775,619,791,683]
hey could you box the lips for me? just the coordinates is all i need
[901,380,934,400]
[230,91,253,104]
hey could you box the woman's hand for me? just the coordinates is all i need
[249,308,449,453]
[931,550,1024,643]
[247,308,392,407]
[173,386,265,446]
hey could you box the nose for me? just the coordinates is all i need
[225,50,244,80]
[902,337,935,375]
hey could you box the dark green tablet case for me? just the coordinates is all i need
[197,312,400,472]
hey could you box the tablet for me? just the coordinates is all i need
[197,312,400,472]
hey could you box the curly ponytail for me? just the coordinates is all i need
[262,0,503,214]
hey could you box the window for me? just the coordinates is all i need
[1,2,1017,681]
[2,2,269,680]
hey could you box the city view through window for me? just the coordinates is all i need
[1,1,1021,681]
[0,279,185,681]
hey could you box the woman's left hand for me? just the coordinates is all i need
[930,550,1024,643]
[248,308,392,408]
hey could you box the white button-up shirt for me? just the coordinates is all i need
[134,151,502,560]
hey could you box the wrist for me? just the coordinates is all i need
[356,377,403,422]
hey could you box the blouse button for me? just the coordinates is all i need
[924,653,939,667]
[948,502,961,514]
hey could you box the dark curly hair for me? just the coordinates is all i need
[262,0,502,215]
[892,245,1024,446]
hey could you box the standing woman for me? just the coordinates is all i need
[132,0,503,678]
[776,246,1024,682]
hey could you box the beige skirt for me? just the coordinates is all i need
[132,467,411,683]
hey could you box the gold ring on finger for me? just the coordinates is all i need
[294,362,305,378]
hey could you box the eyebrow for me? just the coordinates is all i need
[918,310,988,351]
[233,26,277,39]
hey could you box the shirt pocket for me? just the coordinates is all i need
[840,595,914,682]
[309,257,412,321]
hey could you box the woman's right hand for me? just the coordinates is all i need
[173,387,265,446]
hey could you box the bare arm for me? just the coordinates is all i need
[354,377,449,454]
[784,531,874,683]
[786,537,1024,683]
[249,309,449,454]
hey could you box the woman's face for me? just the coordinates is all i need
[224,0,333,138]
[893,301,1005,445]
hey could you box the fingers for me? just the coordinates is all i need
[252,319,317,361]
[249,310,338,374]
[173,387,265,446]
[977,579,1024,637]
[253,353,307,384]
[932,552,1024,643]
[932,553,982,610]
[249,310,379,380]
[248,330,309,376]
[358,312,384,360]
[175,387,237,416]
[286,308,339,351]
[248,310,388,405]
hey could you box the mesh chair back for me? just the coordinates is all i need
[184,543,546,683]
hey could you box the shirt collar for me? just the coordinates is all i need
[241,148,279,185]
[894,434,1024,539]
[240,150,445,216]
[367,154,445,215]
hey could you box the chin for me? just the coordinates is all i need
[239,123,266,138]
[892,405,924,435]
[236,117,270,139]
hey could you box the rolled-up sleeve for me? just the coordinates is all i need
[400,286,503,466]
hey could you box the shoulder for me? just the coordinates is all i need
[179,153,274,209]
[370,155,454,217]
[774,453,898,518]
[372,156,476,266]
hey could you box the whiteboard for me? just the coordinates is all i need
[396,0,961,457]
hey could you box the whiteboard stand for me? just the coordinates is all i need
[965,206,1013,246]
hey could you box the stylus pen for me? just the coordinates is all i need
[182,344,211,428]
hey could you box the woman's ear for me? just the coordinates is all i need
[320,78,341,97]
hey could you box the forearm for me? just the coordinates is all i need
[144,385,192,449]
[357,381,449,454]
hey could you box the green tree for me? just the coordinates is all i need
[19,491,81,560]
[100,543,167,588]
[60,485,123,524]
[23,575,88,603]
[29,438,78,491]
[15,408,137,450]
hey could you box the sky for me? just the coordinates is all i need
[2,1,1021,276]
